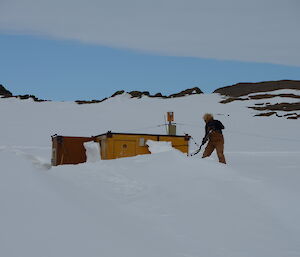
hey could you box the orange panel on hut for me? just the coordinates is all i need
[51,135,95,166]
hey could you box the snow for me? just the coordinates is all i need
[146,140,176,153]
[84,141,101,162]
[247,89,300,96]
[0,93,300,257]
[249,96,300,105]
[242,88,300,107]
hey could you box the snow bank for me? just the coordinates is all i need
[84,141,101,162]
[146,140,176,153]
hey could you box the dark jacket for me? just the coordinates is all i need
[205,119,225,137]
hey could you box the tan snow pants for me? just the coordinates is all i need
[202,131,226,164]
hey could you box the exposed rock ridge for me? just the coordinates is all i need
[76,87,203,104]
[216,80,300,120]
[0,84,13,97]
[0,84,49,102]
[115,87,203,99]
[214,80,300,97]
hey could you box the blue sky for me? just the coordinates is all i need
[1,34,299,101]
[0,0,299,101]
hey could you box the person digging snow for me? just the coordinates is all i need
[201,113,226,164]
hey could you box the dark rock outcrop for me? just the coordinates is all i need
[123,87,203,99]
[216,80,300,120]
[75,99,107,105]
[152,93,167,98]
[287,115,300,120]
[249,93,300,100]
[1,83,50,102]
[220,93,300,104]
[214,80,300,97]
[249,102,300,112]
[254,112,277,117]
[254,111,300,119]
[125,87,202,99]
[169,87,203,98]
[0,84,13,97]
[128,91,150,98]
[4,94,49,102]
[219,97,248,104]
[109,87,202,100]
[110,90,125,97]
[75,87,203,104]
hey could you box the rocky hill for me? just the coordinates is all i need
[1,83,202,104]
[0,84,49,102]
[2,80,299,119]
[213,80,300,97]
[76,87,203,104]
[214,80,300,120]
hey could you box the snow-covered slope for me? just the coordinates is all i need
[1,93,299,257]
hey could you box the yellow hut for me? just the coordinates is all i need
[95,131,190,160]
[51,112,190,165]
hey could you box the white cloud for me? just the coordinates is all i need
[1,0,300,66]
